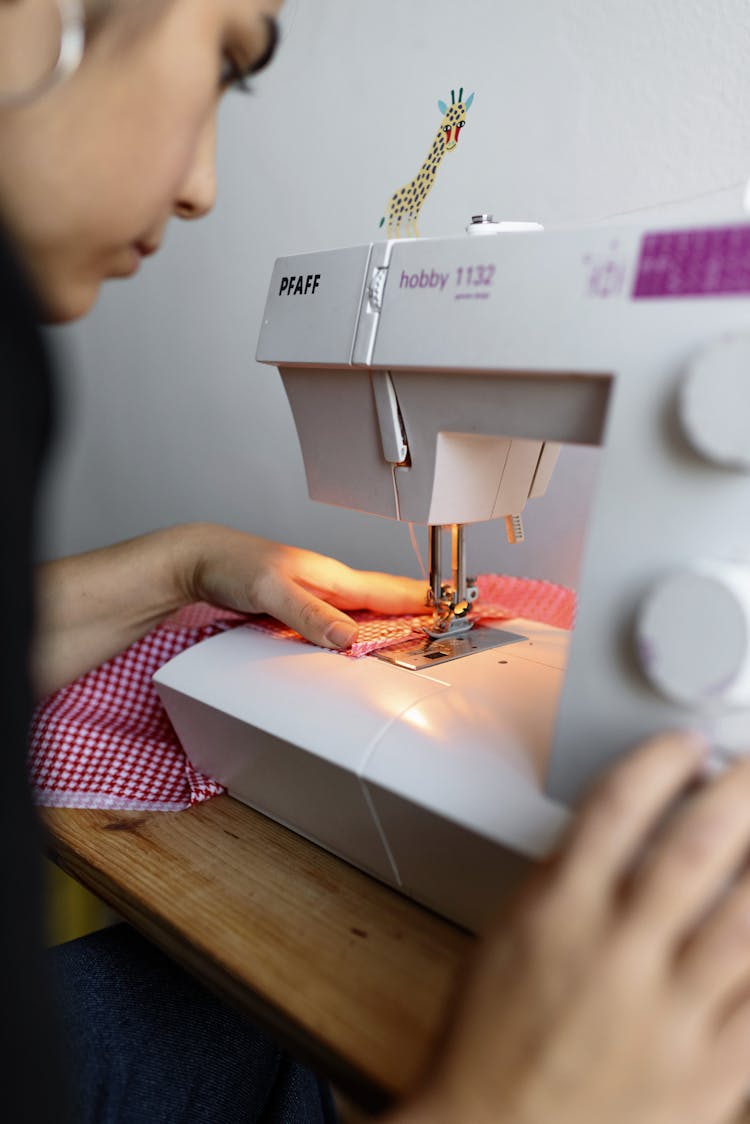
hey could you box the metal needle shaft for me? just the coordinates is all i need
[429,524,442,605]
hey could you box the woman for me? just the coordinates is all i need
[1,2,422,1120]
[4,3,750,1122]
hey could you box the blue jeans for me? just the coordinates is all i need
[50,923,338,1123]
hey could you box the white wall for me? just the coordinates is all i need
[40,0,750,589]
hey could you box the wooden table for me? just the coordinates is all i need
[43,797,750,1123]
[42,795,471,1113]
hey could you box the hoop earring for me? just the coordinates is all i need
[0,0,85,107]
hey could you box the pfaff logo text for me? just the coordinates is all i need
[279,274,321,296]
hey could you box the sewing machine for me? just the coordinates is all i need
[155,212,750,931]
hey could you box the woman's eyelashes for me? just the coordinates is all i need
[250,16,279,75]
[219,53,255,92]
[219,16,279,92]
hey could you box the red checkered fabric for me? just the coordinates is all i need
[29,621,227,810]
[29,575,576,811]
[245,574,576,655]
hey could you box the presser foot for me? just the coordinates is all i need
[422,618,474,640]
[423,594,476,640]
[372,625,527,671]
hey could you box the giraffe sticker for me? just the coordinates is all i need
[379,87,475,238]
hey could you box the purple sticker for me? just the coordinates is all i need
[633,225,750,299]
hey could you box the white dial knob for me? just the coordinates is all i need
[636,560,750,708]
[680,334,750,469]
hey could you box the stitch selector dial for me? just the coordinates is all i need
[680,334,750,469]
[636,561,750,708]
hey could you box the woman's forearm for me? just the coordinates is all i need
[31,522,427,698]
[32,526,190,697]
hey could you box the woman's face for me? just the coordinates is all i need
[0,0,281,321]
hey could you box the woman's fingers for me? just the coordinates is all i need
[256,572,358,649]
[628,757,750,946]
[298,561,428,615]
[701,994,750,1123]
[678,866,750,1009]
[547,731,708,925]
[339,570,428,614]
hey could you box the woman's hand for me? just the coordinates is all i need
[179,522,427,650]
[391,731,750,1124]
[33,522,427,695]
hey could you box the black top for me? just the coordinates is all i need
[0,227,69,1121]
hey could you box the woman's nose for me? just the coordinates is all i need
[173,115,217,220]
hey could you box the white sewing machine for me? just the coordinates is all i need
[155,212,750,931]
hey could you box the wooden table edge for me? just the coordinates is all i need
[41,795,472,1113]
